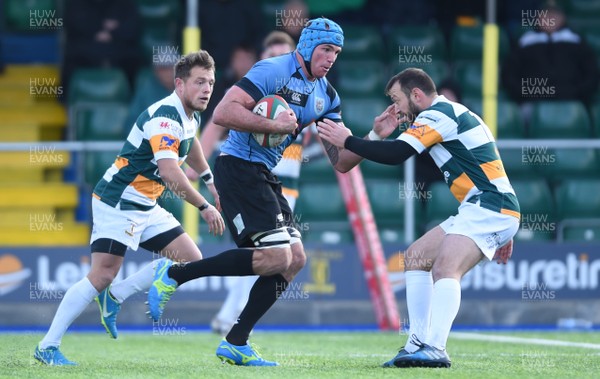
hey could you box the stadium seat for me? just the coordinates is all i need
[511,180,556,241]
[590,102,600,137]
[139,33,180,66]
[138,0,181,24]
[453,61,485,98]
[84,151,118,186]
[338,25,385,61]
[68,69,130,104]
[499,148,541,179]
[74,103,129,140]
[5,0,56,32]
[301,157,335,182]
[391,61,450,87]
[464,99,525,138]
[529,101,592,138]
[296,182,347,221]
[367,179,410,243]
[296,181,352,244]
[450,25,510,62]
[566,0,600,18]
[539,148,600,181]
[389,25,447,61]
[583,29,600,58]
[555,179,600,220]
[367,180,405,222]
[359,158,403,180]
[562,225,600,242]
[555,179,600,242]
[424,182,458,229]
[335,60,386,98]
[302,228,354,244]
[341,97,388,137]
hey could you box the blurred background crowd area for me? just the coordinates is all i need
[1,0,600,246]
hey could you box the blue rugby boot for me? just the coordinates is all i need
[147,259,178,321]
[95,286,121,339]
[34,345,77,366]
[216,339,279,366]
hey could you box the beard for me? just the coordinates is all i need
[406,98,420,123]
[183,96,207,112]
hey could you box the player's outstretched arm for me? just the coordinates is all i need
[318,118,417,168]
[213,86,297,134]
[318,105,403,172]
[157,158,225,235]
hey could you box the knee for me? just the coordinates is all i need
[87,270,117,291]
[403,246,432,271]
[431,260,454,282]
[254,247,292,275]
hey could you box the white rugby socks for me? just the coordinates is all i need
[404,270,433,353]
[110,259,160,303]
[427,278,461,350]
[39,277,99,349]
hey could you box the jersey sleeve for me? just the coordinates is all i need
[397,110,455,153]
[235,60,281,102]
[144,117,184,161]
[322,89,342,123]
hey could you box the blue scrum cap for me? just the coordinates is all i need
[297,17,344,74]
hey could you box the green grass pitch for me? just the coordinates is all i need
[1,331,599,378]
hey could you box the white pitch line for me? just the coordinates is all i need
[452,332,600,350]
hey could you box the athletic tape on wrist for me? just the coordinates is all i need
[368,130,382,141]
[200,168,214,184]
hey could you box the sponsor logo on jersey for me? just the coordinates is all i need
[159,136,177,149]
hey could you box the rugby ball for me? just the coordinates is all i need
[252,95,290,148]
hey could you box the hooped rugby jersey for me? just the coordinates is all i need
[93,91,199,209]
[398,95,520,219]
[220,52,342,171]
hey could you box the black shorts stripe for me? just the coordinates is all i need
[139,225,185,252]
[91,238,128,257]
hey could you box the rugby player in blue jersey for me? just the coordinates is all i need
[147,18,399,366]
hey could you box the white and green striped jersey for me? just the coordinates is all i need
[93,91,199,210]
[398,95,520,219]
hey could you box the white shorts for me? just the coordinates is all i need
[439,201,520,260]
[90,197,181,252]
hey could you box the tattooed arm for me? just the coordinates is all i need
[320,138,365,173]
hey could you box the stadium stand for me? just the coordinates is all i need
[555,179,600,242]
[528,101,593,138]
[0,62,89,245]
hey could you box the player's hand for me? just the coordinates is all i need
[492,239,513,264]
[317,118,352,148]
[274,108,298,134]
[184,166,199,181]
[200,204,225,236]
[373,105,401,139]
[206,183,221,212]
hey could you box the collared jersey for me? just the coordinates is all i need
[220,52,342,170]
[93,91,199,209]
[398,95,520,219]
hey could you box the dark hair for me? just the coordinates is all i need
[263,31,296,50]
[385,68,437,97]
[174,50,215,80]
